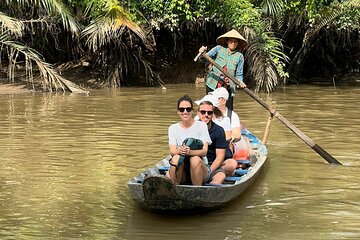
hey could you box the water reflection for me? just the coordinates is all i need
[0,84,359,239]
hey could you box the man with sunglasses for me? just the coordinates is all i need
[196,95,236,184]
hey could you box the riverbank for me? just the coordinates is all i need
[1,71,359,94]
[0,83,31,94]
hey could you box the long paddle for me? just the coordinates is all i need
[194,50,342,165]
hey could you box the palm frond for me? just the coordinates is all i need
[0,12,24,37]
[246,43,276,92]
[131,48,164,87]
[245,33,289,92]
[4,0,79,35]
[0,31,8,42]
[347,0,360,6]
[82,3,146,52]
[2,40,66,91]
[304,6,341,43]
[304,0,360,43]
[242,26,257,43]
[261,0,284,16]
[46,0,79,35]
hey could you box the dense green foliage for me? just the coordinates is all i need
[0,0,359,92]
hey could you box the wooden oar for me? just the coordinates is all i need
[195,50,342,165]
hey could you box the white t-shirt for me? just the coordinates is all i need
[224,108,241,129]
[213,116,231,132]
[168,121,212,148]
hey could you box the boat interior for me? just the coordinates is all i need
[133,129,263,186]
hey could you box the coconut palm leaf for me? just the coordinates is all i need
[0,32,8,42]
[82,2,146,52]
[304,0,360,43]
[261,0,286,28]
[246,33,289,92]
[81,1,162,87]
[0,1,87,92]
[246,43,277,92]
[303,7,341,43]
[2,39,67,91]
[0,12,24,37]
[42,0,79,35]
[3,0,79,35]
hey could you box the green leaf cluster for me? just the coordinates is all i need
[130,0,206,29]
[209,0,265,34]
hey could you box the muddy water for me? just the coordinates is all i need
[0,84,359,239]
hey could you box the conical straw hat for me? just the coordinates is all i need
[216,29,247,49]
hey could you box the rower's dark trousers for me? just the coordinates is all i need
[206,85,233,111]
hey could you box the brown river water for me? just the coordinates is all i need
[0,84,359,239]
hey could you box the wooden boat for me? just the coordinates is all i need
[127,128,268,214]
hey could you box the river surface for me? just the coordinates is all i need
[0,84,359,239]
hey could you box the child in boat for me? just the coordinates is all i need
[167,95,212,186]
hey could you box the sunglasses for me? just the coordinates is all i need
[178,107,193,113]
[199,110,213,115]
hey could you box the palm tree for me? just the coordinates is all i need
[287,0,360,81]
[260,0,360,83]
[245,29,289,92]
[81,0,163,87]
[0,0,85,92]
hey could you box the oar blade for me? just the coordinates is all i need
[313,144,342,165]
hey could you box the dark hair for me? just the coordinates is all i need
[177,94,193,109]
[213,107,223,118]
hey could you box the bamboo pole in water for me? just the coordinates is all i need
[262,115,273,145]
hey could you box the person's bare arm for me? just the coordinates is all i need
[231,127,241,142]
[210,148,226,173]
[169,144,179,156]
[170,143,209,157]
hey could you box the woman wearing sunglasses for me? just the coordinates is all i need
[167,95,212,185]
